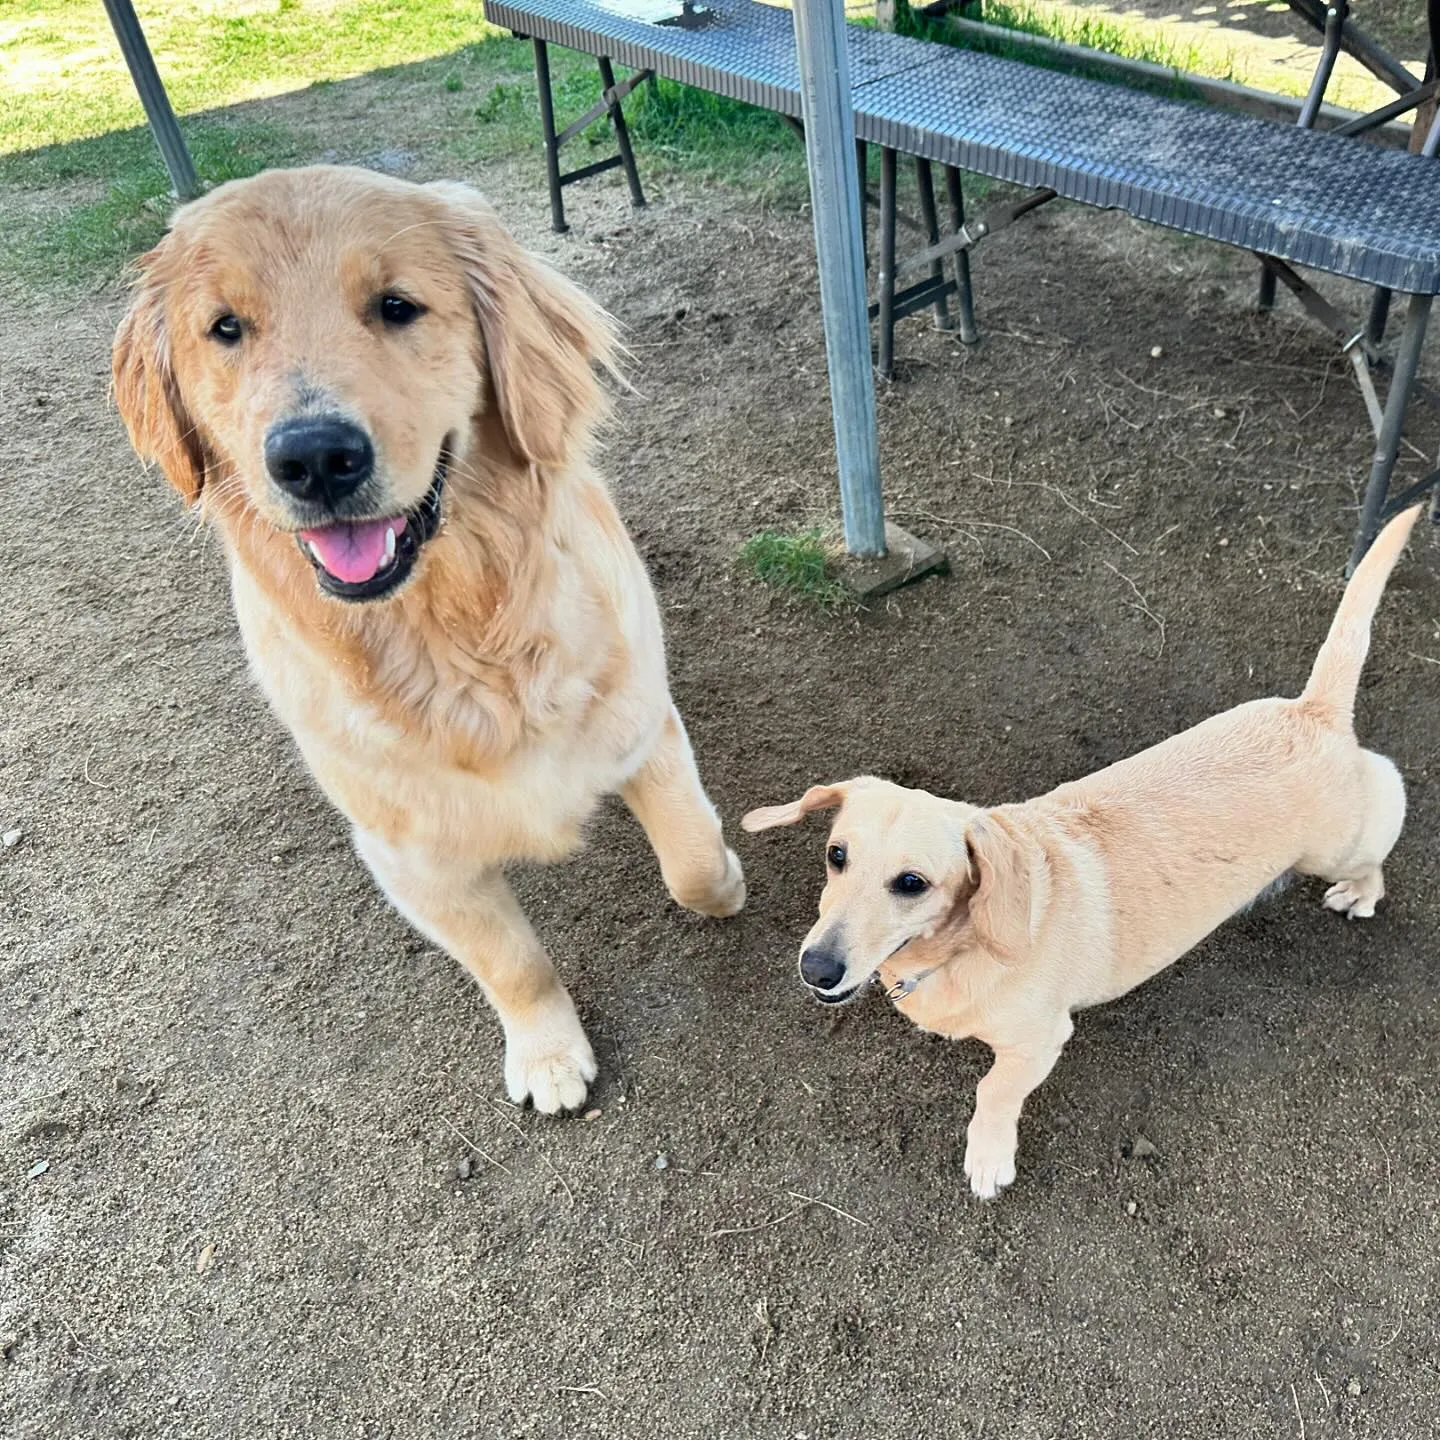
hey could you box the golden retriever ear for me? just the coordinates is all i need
[112,243,207,505]
[963,814,1045,961]
[432,182,620,467]
[741,784,849,833]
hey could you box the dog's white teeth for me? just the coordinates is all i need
[306,540,323,563]
[384,527,396,564]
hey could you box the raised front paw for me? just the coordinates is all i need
[504,1007,598,1115]
[964,1121,1019,1201]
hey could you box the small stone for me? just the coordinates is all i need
[1131,1134,1157,1159]
[368,147,417,175]
[653,1153,670,1171]
[1213,407,1226,419]
[455,1155,473,1180]
[1125,1200,1138,1216]
[196,1243,215,1275]
[2,830,21,848]
[0,1333,16,1361]
[27,1160,48,1179]
[583,1108,602,1122]
[1218,537,1230,547]
[1347,1379,1362,1397]
[1150,345,1163,358]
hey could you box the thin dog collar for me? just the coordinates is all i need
[885,962,943,1002]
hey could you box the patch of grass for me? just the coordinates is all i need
[626,77,805,194]
[0,0,503,158]
[739,529,852,611]
[894,0,1238,97]
[0,0,537,285]
[0,0,811,287]
[470,67,806,198]
[978,1,1235,80]
[14,121,302,282]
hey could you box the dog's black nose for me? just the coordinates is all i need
[800,946,847,992]
[265,417,374,505]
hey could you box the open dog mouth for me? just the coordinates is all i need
[809,981,865,1006]
[296,447,448,602]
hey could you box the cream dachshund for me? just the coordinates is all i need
[113,166,745,1114]
[744,506,1420,1197]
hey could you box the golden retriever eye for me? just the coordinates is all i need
[210,314,243,345]
[826,843,847,871]
[379,294,424,327]
[891,872,929,897]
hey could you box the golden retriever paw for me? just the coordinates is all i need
[675,847,747,919]
[504,1011,598,1114]
[964,1126,1018,1201]
[1323,875,1381,920]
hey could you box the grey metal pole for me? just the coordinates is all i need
[101,0,200,201]
[793,0,887,557]
[1347,291,1432,572]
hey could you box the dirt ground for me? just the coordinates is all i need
[5,82,1440,1440]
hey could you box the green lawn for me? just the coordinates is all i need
[0,0,814,284]
[1,0,498,157]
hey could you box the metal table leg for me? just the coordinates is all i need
[856,139,869,272]
[1366,288,1393,346]
[944,165,979,345]
[914,158,952,333]
[100,0,199,200]
[534,40,568,233]
[877,146,898,382]
[598,55,645,209]
[1348,291,1433,571]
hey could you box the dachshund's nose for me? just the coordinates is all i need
[265,417,373,506]
[800,945,847,992]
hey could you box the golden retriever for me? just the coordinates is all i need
[744,506,1420,1198]
[113,165,745,1113]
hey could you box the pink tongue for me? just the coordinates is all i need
[300,516,407,585]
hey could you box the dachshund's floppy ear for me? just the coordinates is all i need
[961,813,1047,962]
[432,181,620,467]
[112,239,207,505]
[742,784,849,833]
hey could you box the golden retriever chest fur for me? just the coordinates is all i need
[227,486,669,866]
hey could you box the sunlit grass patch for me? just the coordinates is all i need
[977,0,1238,80]
[0,0,503,157]
[891,0,1241,97]
[12,121,301,284]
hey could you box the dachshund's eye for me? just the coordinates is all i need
[210,314,242,345]
[826,844,847,871]
[379,294,424,327]
[892,872,929,897]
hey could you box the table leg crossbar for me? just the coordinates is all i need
[531,37,652,234]
[861,140,1051,378]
